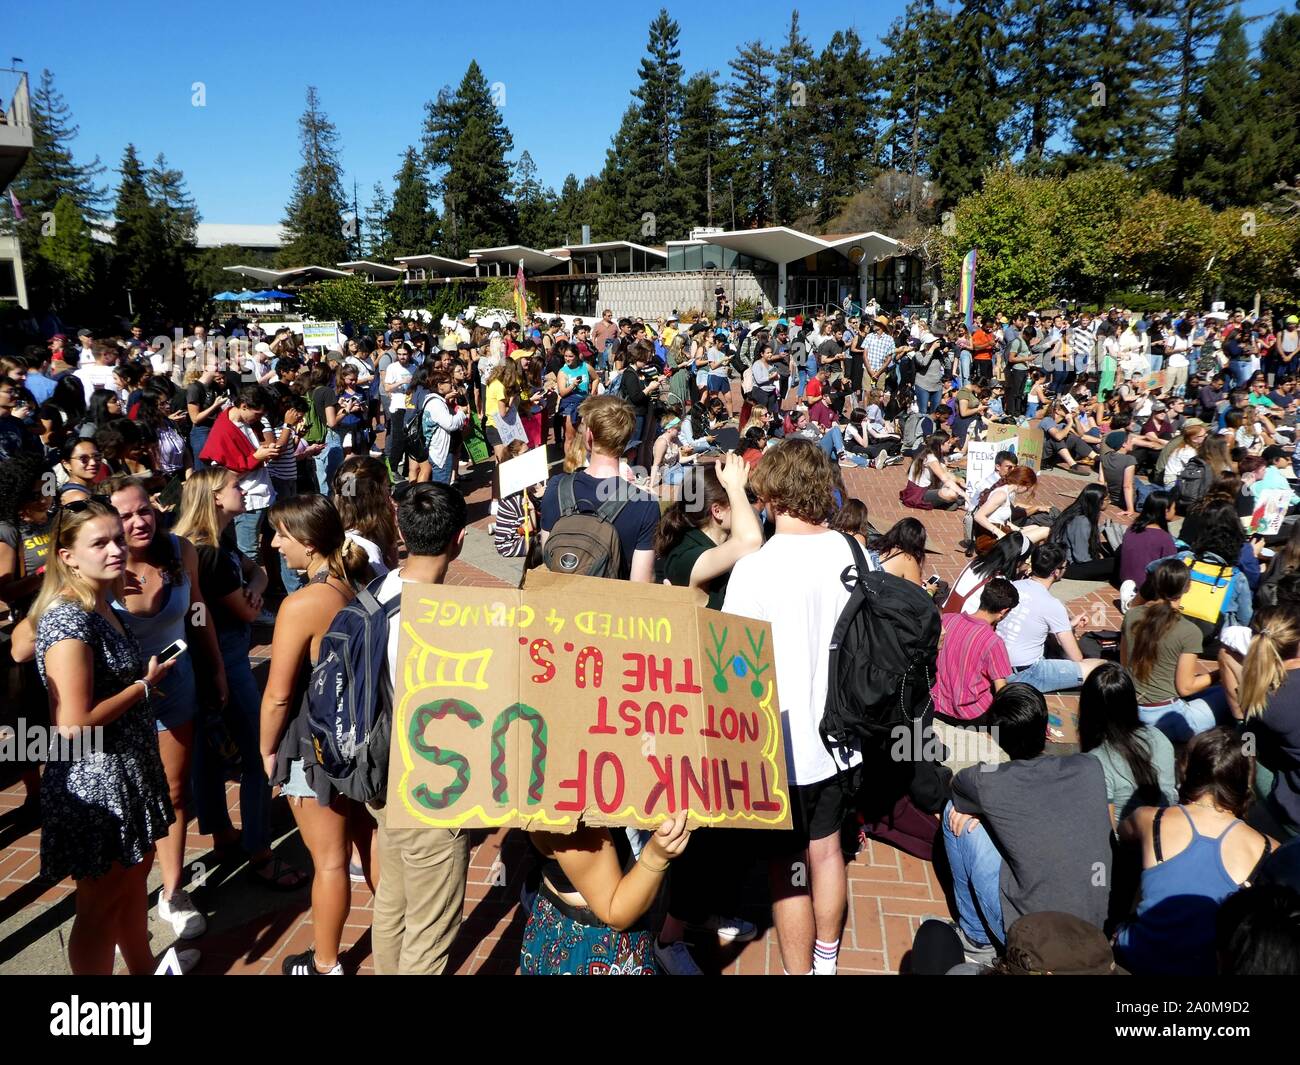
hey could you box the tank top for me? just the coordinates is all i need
[1117,806,1271,975]
[111,535,189,656]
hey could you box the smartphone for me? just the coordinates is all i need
[924,575,941,588]
[157,639,188,665]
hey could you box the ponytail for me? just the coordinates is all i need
[331,537,374,587]
[1240,606,1300,718]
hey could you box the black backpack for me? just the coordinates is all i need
[542,473,631,578]
[1175,455,1209,508]
[404,395,435,463]
[821,533,942,760]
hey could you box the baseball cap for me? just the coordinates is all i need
[1287,315,1299,325]
[76,328,92,338]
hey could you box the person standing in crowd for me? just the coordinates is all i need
[30,499,188,973]
[382,342,415,477]
[418,370,468,485]
[261,496,376,976]
[539,395,660,583]
[1239,604,1300,841]
[104,475,225,942]
[723,438,865,976]
[174,467,304,889]
[308,362,346,495]
[368,482,472,974]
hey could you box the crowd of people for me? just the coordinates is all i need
[2,298,1300,977]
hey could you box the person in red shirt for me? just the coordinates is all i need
[932,578,1019,726]
[971,315,998,387]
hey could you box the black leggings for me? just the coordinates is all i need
[1063,557,1116,582]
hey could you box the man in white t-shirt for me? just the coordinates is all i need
[383,345,416,474]
[75,341,119,403]
[723,438,866,976]
[368,482,470,975]
[996,542,1104,693]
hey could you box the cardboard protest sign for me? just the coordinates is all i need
[1143,370,1167,393]
[964,439,1001,493]
[1251,488,1292,536]
[384,571,792,834]
[983,422,1044,472]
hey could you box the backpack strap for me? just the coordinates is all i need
[837,531,873,591]
[1153,805,1166,864]
[557,473,580,519]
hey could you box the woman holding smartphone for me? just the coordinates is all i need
[30,499,184,973]
[105,474,226,942]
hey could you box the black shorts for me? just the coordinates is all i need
[761,764,863,855]
[485,425,502,449]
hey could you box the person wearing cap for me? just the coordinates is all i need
[912,332,947,415]
[943,683,1113,960]
[1271,314,1300,385]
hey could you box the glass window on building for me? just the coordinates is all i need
[0,260,17,300]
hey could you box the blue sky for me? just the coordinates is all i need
[12,0,1292,227]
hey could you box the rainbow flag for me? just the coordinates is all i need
[513,260,527,325]
[959,249,977,332]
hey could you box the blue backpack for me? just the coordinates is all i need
[305,574,403,802]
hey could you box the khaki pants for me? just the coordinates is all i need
[371,804,470,975]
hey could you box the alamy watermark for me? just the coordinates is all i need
[0,719,105,763]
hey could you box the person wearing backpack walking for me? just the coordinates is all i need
[367,482,472,973]
[539,395,660,583]
[721,438,868,976]
[260,495,377,976]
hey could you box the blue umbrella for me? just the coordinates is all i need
[234,290,259,300]
[264,290,293,299]
[212,291,239,301]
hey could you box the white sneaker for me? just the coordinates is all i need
[654,939,703,975]
[694,914,758,943]
[153,947,202,974]
[158,888,207,940]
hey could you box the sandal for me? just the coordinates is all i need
[248,855,309,892]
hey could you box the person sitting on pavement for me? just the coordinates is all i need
[1047,482,1116,582]
[996,542,1106,694]
[932,578,1019,728]
[942,684,1113,961]
[900,432,966,511]
[1100,429,1158,517]
[1115,728,1276,976]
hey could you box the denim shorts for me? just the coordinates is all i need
[1009,658,1083,693]
[282,758,315,798]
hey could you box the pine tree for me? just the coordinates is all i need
[1257,4,1300,194]
[363,182,393,259]
[553,173,590,246]
[147,152,199,246]
[1176,11,1272,208]
[926,0,1013,210]
[5,69,107,310]
[1067,0,1174,172]
[878,1,951,211]
[388,146,441,255]
[1005,0,1093,166]
[279,86,349,266]
[625,9,688,242]
[1159,0,1233,155]
[727,40,777,227]
[590,105,644,241]
[677,72,730,230]
[422,62,515,256]
[513,151,561,250]
[771,10,817,225]
[807,28,879,224]
[109,145,161,314]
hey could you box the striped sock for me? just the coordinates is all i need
[813,938,839,975]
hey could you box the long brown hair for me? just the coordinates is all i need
[103,474,183,583]
[332,455,399,570]
[269,494,372,586]
[655,466,728,559]
[1197,433,1233,479]
[1129,559,1190,684]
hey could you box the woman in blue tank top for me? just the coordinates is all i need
[107,476,227,943]
[1116,727,1275,975]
